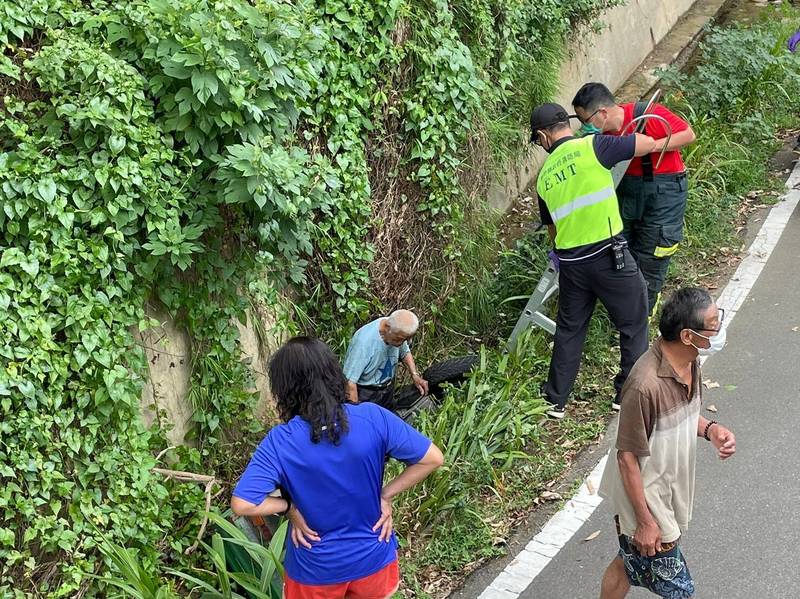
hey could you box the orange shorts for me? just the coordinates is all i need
[283,560,400,599]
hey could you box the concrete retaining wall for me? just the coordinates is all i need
[138,302,282,446]
[489,0,698,211]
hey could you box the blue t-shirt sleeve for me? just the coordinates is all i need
[399,341,410,360]
[377,405,432,464]
[592,134,636,169]
[342,335,369,383]
[232,432,283,505]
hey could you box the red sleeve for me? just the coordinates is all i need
[645,104,689,139]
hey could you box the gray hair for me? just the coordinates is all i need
[659,287,713,341]
[386,310,419,337]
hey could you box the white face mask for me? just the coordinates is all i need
[690,326,727,356]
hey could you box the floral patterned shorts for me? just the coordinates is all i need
[615,517,695,599]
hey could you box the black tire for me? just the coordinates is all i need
[393,354,478,411]
[421,354,479,388]
[394,384,421,410]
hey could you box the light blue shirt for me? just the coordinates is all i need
[342,318,409,386]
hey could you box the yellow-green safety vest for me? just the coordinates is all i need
[536,136,623,250]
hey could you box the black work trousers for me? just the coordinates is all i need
[617,173,689,314]
[357,383,396,411]
[543,247,649,410]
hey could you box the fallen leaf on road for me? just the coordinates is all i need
[540,491,562,501]
[792,326,799,332]
[586,480,596,495]
[724,384,737,391]
[703,380,721,389]
[706,405,718,413]
[583,530,601,542]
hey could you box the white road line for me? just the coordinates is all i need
[714,165,800,324]
[477,159,800,599]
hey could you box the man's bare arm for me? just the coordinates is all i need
[347,381,359,403]
[697,416,736,459]
[658,127,695,151]
[402,352,428,395]
[617,450,662,556]
[632,133,659,157]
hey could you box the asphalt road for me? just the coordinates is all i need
[518,201,800,598]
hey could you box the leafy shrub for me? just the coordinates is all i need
[393,346,549,530]
[656,10,800,282]
[0,0,633,594]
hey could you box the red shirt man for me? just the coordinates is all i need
[572,82,696,322]
[618,102,689,176]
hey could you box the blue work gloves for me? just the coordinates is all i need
[789,29,800,53]
[548,249,560,272]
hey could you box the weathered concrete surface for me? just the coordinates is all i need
[138,301,283,446]
[235,307,283,422]
[137,304,195,446]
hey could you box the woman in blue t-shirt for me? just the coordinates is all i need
[231,336,444,599]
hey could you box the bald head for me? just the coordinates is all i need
[386,310,419,337]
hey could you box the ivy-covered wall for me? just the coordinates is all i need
[0,0,624,594]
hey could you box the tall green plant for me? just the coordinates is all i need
[95,516,288,599]
[393,345,549,529]
[168,516,288,599]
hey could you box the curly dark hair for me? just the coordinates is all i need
[268,336,349,444]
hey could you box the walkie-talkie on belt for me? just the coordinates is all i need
[610,218,625,271]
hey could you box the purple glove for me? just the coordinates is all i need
[789,29,800,53]
[548,249,560,272]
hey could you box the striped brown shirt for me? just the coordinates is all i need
[599,337,702,543]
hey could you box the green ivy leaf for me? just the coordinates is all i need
[108,135,126,155]
[74,346,90,369]
[37,179,57,203]
[20,256,39,278]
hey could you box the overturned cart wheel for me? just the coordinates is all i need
[395,354,478,422]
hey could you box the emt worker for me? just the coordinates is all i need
[530,102,657,418]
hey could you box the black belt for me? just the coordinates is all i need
[357,381,393,391]
[626,172,686,182]
[660,172,687,181]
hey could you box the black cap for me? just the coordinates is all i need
[530,103,575,142]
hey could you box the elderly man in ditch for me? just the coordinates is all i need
[343,310,429,411]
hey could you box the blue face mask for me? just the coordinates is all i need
[578,123,602,137]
